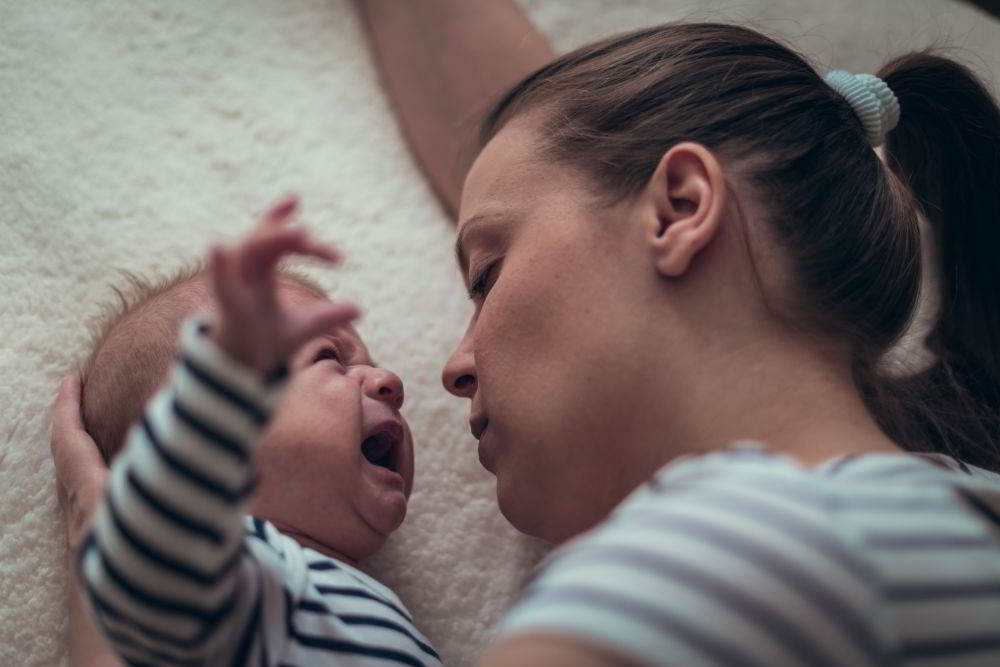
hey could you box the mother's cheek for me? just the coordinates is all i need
[474,263,563,395]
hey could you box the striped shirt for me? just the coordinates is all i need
[80,317,442,667]
[499,441,1000,667]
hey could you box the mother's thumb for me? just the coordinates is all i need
[50,375,106,480]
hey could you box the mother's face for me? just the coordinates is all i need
[442,116,667,543]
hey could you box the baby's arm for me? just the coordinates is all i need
[353,0,553,219]
[78,196,359,665]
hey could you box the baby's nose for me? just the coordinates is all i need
[365,368,404,411]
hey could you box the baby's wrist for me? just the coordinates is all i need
[183,316,289,396]
[210,323,261,372]
[204,319,282,379]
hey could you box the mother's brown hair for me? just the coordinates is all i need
[480,23,1000,471]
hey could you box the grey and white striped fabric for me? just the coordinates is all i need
[80,317,442,667]
[499,442,1000,666]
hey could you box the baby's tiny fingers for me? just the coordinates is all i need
[239,227,341,281]
[287,301,362,352]
[210,244,265,335]
[262,194,299,224]
[265,224,340,262]
[237,226,306,281]
[291,232,342,264]
[209,244,239,310]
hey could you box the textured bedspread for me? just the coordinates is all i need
[1,1,997,665]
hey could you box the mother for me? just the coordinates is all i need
[55,1,1000,665]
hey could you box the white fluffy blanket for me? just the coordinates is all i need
[1,1,997,665]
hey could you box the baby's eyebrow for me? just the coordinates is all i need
[324,333,379,368]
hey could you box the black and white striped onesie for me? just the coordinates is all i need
[80,318,442,667]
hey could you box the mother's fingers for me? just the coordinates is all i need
[50,376,108,486]
[50,376,109,546]
[51,376,85,442]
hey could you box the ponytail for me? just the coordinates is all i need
[477,25,999,470]
[863,51,1000,471]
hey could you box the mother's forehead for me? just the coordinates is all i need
[460,115,552,216]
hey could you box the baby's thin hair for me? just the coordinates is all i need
[79,260,328,462]
[79,260,205,381]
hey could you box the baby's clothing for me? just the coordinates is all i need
[80,319,442,666]
[500,442,1000,666]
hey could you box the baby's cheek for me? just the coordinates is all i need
[318,375,364,412]
[308,377,365,436]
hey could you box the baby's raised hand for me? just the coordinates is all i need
[208,195,361,375]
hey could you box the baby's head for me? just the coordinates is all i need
[81,264,414,562]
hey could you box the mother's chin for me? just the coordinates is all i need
[491,452,616,545]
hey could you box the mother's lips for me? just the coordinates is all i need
[469,414,489,440]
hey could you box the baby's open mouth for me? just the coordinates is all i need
[361,429,399,472]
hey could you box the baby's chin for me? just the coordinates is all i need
[305,496,406,563]
[359,473,409,540]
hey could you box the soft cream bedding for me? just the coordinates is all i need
[1,1,997,665]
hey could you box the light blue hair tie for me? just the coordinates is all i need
[824,70,900,147]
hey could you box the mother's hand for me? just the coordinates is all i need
[51,376,124,667]
[51,375,108,551]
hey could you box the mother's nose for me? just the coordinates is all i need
[362,367,404,410]
[442,334,476,399]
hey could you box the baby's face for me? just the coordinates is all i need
[250,284,415,562]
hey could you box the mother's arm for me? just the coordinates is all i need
[51,376,124,667]
[351,6,635,665]
[353,0,554,220]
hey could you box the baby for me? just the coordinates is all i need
[78,196,443,666]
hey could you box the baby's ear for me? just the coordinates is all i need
[641,141,727,277]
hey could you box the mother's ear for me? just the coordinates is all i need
[641,141,727,277]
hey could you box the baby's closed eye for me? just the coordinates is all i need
[313,347,343,364]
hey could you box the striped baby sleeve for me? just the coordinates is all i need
[79,315,286,665]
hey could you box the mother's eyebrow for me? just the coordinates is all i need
[454,213,508,275]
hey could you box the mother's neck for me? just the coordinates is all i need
[657,325,902,468]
